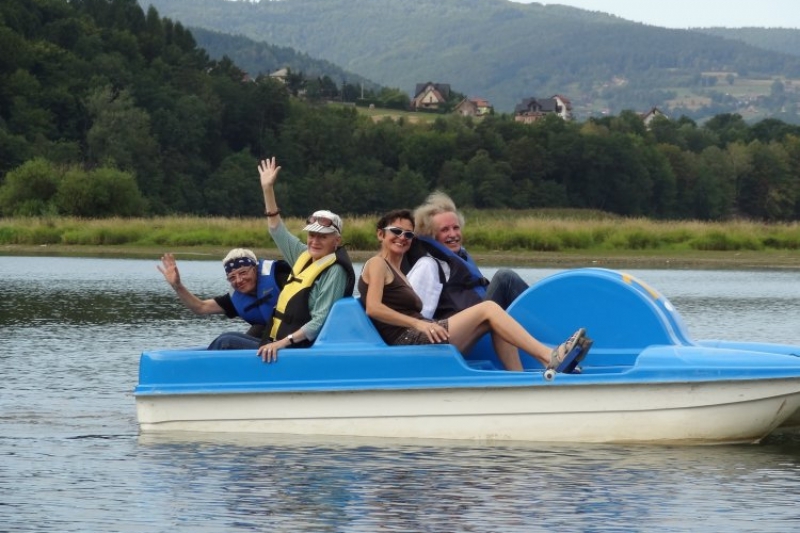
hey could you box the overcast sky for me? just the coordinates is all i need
[512,1,800,29]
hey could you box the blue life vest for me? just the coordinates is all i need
[412,236,489,318]
[230,259,290,325]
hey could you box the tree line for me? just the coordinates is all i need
[2,0,800,222]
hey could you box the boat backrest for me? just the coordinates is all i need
[507,267,693,349]
[464,267,697,369]
[314,297,387,347]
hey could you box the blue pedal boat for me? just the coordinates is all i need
[135,268,800,445]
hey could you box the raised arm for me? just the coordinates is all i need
[258,157,282,231]
[157,253,223,315]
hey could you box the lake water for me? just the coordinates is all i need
[3,256,800,532]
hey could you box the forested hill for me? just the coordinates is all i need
[142,0,800,120]
[5,0,800,225]
[697,27,800,58]
[188,27,379,90]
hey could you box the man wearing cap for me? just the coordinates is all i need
[256,157,355,362]
[157,248,290,350]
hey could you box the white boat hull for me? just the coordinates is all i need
[137,378,800,444]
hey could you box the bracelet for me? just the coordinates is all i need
[265,208,281,217]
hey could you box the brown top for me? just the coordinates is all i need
[358,259,423,344]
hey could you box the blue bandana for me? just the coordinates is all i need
[224,256,256,274]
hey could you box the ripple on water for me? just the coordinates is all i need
[3,258,800,531]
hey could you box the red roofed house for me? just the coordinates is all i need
[454,97,493,117]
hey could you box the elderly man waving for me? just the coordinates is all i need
[256,157,355,362]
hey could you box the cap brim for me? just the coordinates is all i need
[303,223,338,234]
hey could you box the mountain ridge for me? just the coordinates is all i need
[142,0,800,119]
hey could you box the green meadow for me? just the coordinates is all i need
[3,212,800,269]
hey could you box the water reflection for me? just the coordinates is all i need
[133,433,800,532]
[3,257,800,532]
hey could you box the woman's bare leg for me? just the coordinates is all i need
[447,301,553,366]
[491,335,524,371]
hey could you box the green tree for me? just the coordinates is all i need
[399,129,457,187]
[0,126,33,177]
[693,146,735,220]
[642,144,678,218]
[704,113,748,145]
[390,166,428,209]
[738,141,795,220]
[337,158,395,214]
[648,115,686,149]
[203,150,260,216]
[464,150,513,208]
[354,117,404,169]
[377,87,411,110]
[658,144,698,219]
[0,158,60,216]
[280,102,360,171]
[55,166,146,217]
[85,85,161,198]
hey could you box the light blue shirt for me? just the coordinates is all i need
[269,221,348,341]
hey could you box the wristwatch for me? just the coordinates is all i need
[287,334,295,345]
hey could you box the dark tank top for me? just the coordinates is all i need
[358,259,423,344]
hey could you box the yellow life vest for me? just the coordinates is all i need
[268,250,339,342]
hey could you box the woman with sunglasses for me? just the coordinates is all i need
[256,157,355,363]
[359,209,587,372]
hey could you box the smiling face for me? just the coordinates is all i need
[431,211,462,253]
[226,265,258,294]
[306,231,341,260]
[379,217,415,256]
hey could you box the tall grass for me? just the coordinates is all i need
[2,214,800,253]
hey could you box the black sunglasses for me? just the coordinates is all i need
[306,215,341,233]
[383,226,415,239]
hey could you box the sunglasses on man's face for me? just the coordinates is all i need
[383,226,415,240]
[307,215,341,233]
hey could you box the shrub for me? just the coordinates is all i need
[0,158,60,216]
[55,167,146,217]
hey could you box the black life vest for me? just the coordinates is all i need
[267,247,355,346]
[404,237,489,319]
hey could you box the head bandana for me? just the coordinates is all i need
[224,256,256,274]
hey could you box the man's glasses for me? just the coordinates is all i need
[383,226,415,239]
[226,267,253,283]
[307,215,341,233]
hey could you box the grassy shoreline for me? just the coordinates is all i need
[4,243,800,270]
[2,214,800,270]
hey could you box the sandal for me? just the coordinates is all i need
[548,328,586,371]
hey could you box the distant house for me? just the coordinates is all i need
[640,106,668,128]
[454,97,492,117]
[412,82,451,111]
[269,68,289,84]
[514,94,573,123]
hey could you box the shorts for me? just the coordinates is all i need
[394,319,450,346]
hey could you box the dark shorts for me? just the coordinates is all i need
[394,319,450,346]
